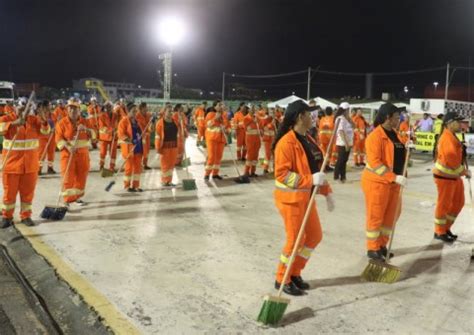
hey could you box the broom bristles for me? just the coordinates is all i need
[361,260,401,284]
[257,295,290,325]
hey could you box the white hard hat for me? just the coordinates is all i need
[57,99,64,105]
[339,102,350,110]
[90,96,97,102]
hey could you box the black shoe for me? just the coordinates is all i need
[240,158,246,162]
[21,217,37,227]
[367,250,385,261]
[447,230,458,240]
[325,166,334,172]
[143,166,152,170]
[47,167,56,174]
[434,233,455,243]
[379,246,394,259]
[250,173,259,177]
[75,199,87,206]
[263,169,269,174]
[212,175,223,180]
[127,188,137,192]
[0,218,13,229]
[359,162,366,167]
[204,175,210,181]
[38,170,43,176]
[291,276,310,290]
[274,281,305,296]
[136,188,144,192]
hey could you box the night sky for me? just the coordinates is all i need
[1,0,473,98]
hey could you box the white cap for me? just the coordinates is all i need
[17,97,28,106]
[90,96,97,102]
[57,99,64,105]
[339,102,350,110]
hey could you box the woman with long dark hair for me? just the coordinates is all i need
[432,112,470,242]
[333,102,353,183]
[271,100,335,296]
[361,103,407,260]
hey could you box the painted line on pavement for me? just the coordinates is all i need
[16,224,142,335]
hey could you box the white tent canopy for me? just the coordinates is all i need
[351,101,408,111]
[267,95,306,108]
[310,97,338,109]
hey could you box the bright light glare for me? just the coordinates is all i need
[159,17,186,46]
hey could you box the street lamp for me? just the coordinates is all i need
[157,16,186,100]
[433,81,439,93]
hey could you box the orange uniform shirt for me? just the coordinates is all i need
[55,117,94,155]
[98,111,120,142]
[0,114,49,174]
[205,112,229,143]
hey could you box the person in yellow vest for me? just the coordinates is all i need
[433,114,444,142]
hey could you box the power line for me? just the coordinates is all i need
[225,69,308,79]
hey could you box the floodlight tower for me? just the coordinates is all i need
[158,17,185,100]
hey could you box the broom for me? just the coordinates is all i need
[361,142,411,284]
[222,125,250,184]
[0,91,36,171]
[105,115,155,190]
[38,130,55,173]
[40,126,83,220]
[100,129,117,178]
[178,112,191,168]
[257,118,340,325]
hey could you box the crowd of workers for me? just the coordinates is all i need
[0,96,470,297]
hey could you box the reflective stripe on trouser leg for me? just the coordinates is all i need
[161,147,178,183]
[2,203,15,219]
[17,172,38,219]
[362,179,399,250]
[276,200,322,282]
[434,178,463,235]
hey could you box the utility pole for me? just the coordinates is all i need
[221,72,225,101]
[444,62,450,100]
[469,57,471,102]
[306,67,311,100]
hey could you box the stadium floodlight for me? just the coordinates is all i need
[159,17,186,47]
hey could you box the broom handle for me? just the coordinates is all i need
[55,126,83,207]
[179,113,191,178]
[1,91,35,171]
[39,131,55,163]
[221,124,242,178]
[108,115,118,167]
[277,118,340,298]
[384,140,411,264]
[463,157,473,207]
[112,116,154,179]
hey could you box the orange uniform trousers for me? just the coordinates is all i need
[124,153,143,189]
[330,142,338,166]
[39,134,56,168]
[262,139,273,171]
[197,126,206,143]
[2,172,38,220]
[362,180,401,251]
[61,152,90,203]
[160,146,178,184]
[275,199,323,284]
[99,139,118,169]
[142,134,151,166]
[434,178,464,235]
[235,129,246,160]
[353,138,366,164]
[176,137,185,165]
[205,140,225,176]
[244,136,260,175]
